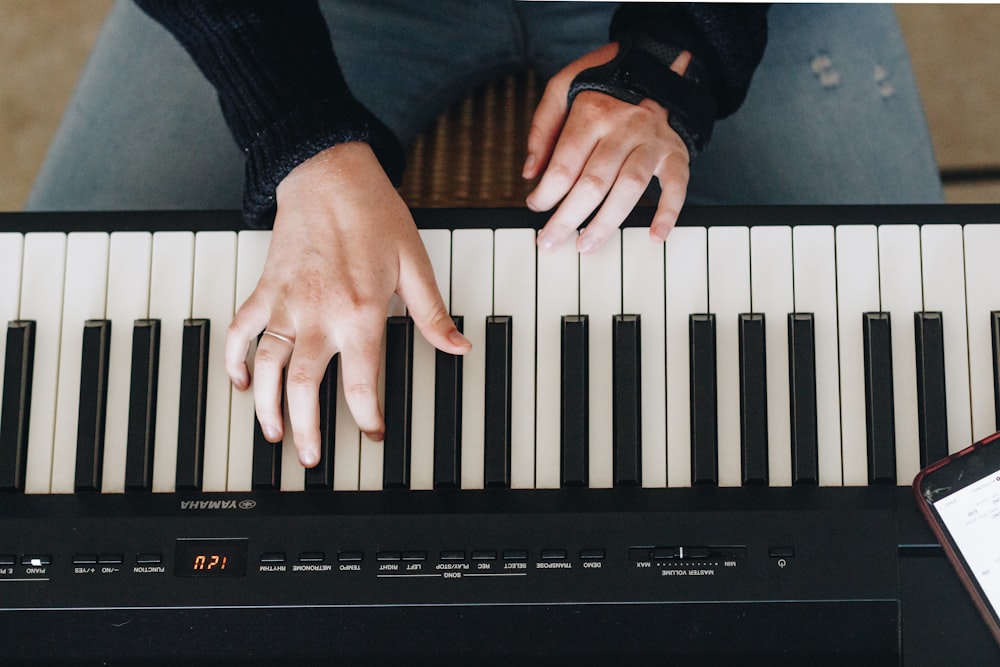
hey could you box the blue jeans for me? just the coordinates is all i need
[26,1,943,212]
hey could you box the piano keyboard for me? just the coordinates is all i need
[2,207,999,497]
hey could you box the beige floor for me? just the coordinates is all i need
[2,2,999,210]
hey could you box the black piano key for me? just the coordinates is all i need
[383,316,414,489]
[74,320,112,493]
[305,356,338,490]
[788,313,819,485]
[0,321,35,492]
[434,316,463,488]
[175,318,210,491]
[863,312,896,484]
[739,313,768,486]
[915,312,949,466]
[484,316,513,488]
[251,416,280,490]
[689,314,718,486]
[612,314,641,487]
[124,319,160,492]
[992,312,1000,432]
[561,315,589,488]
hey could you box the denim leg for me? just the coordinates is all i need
[26,0,244,212]
[688,4,944,205]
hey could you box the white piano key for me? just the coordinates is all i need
[622,229,666,488]
[100,232,153,494]
[359,296,404,491]
[536,233,579,489]
[150,232,195,493]
[451,229,493,490]
[963,224,1000,442]
[333,358,361,491]
[227,230,271,492]
[0,234,24,448]
[51,233,109,494]
[922,225,972,453]
[793,226,842,486]
[708,226,750,488]
[410,229,451,491]
[19,234,66,494]
[749,226,793,487]
[836,225,880,486]
[493,228,537,489]
[665,227,707,488]
[580,231,621,489]
[191,232,238,491]
[877,225,922,485]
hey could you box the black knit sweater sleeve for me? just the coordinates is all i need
[610,3,769,120]
[133,0,404,229]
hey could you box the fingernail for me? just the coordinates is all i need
[299,449,318,467]
[448,329,471,348]
[537,230,557,251]
[263,424,280,441]
[578,234,599,254]
[522,153,536,178]
[650,224,669,243]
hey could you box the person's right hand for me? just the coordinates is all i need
[225,141,471,467]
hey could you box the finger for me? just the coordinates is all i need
[283,333,333,468]
[226,294,270,390]
[523,78,569,180]
[542,138,640,254]
[650,151,690,242]
[252,333,294,443]
[577,145,661,253]
[339,329,386,441]
[397,251,471,355]
[526,114,598,218]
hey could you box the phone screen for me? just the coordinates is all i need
[932,471,1000,612]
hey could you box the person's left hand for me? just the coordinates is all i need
[523,43,693,253]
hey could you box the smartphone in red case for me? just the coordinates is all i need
[914,431,1000,646]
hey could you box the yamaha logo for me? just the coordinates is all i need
[179,499,257,511]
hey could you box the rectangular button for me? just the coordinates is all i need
[402,551,426,562]
[689,314,718,486]
[21,555,51,566]
[612,314,641,487]
[484,316,513,488]
[440,551,466,562]
[739,313,768,485]
[561,315,589,487]
[337,551,363,563]
[502,550,527,561]
[579,549,606,561]
[383,316,414,489]
[863,312,896,484]
[298,552,325,564]
[98,553,124,565]
[0,320,35,492]
[540,549,567,561]
[788,313,819,485]
[75,320,113,493]
[124,319,160,492]
[0,554,16,566]
[259,552,286,564]
[376,551,401,562]
[769,546,796,558]
[472,550,497,561]
[136,553,163,565]
[73,553,99,565]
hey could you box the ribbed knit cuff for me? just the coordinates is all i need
[242,95,405,229]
